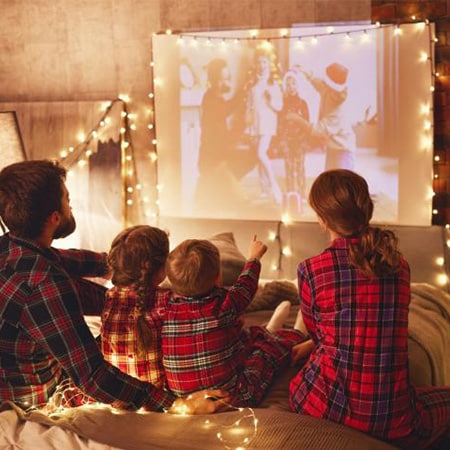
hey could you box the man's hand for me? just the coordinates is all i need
[168,389,230,415]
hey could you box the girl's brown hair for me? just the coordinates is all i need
[108,225,169,357]
[309,169,401,278]
[166,239,221,297]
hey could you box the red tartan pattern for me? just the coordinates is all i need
[289,237,450,447]
[0,233,175,411]
[101,286,167,387]
[162,259,307,406]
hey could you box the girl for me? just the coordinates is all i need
[289,169,450,449]
[101,225,170,387]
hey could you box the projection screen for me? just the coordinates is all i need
[153,23,435,226]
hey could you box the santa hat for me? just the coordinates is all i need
[324,62,348,92]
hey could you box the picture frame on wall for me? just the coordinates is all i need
[0,111,27,168]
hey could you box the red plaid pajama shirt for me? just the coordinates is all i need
[162,259,307,407]
[289,237,450,449]
[0,233,175,411]
[101,286,167,388]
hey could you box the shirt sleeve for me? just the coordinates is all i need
[218,259,261,316]
[297,261,317,339]
[55,248,109,278]
[22,273,176,411]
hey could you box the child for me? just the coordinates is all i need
[278,69,310,201]
[162,235,313,407]
[101,225,170,387]
[289,169,450,449]
[245,46,283,204]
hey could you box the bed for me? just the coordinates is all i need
[1,222,449,450]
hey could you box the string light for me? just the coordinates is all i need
[165,396,258,449]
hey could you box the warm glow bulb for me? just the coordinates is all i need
[436,256,444,266]
[268,231,277,241]
[282,246,292,257]
[119,94,130,103]
[77,132,86,143]
[59,150,68,158]
[281,214,292,224]
[326,26,334,34]
[437,273,448,286]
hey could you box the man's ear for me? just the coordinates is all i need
[47,211,60,227]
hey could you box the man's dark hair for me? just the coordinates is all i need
[0,160,67,239]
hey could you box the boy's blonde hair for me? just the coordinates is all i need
[166,239,221,297]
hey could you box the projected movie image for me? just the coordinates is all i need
[153,23,434,225]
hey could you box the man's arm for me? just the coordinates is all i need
[55,248,109,278]
[23,275,176,411]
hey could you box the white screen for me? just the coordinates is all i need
[153,23,434,226]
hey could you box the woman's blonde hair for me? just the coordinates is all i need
[309,169,401,278]
[166,239,221,297]
[108,225,169,357]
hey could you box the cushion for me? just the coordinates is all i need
[208,232,246,286]
[246,280,299,312]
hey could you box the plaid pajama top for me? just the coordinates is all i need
[289,237,420,440]
[0,233,175,411]
[162,259,260,395]
[101,286,168,387]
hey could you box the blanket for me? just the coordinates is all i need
[409,283,450,386]
[0,401,395,450]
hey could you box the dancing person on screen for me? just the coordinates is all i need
[245,46,283,204]
[195,58,245,214]
[101,225,170,388]
[162,235,314,407]
[278,69,310,202]
[0,160,227,414]
[297,63,356,171]
[289,169,450,449]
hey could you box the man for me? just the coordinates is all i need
[0,160,225,413]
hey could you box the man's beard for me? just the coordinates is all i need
[53,213,76,239]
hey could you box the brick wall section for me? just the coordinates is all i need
[372,1,450,225]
